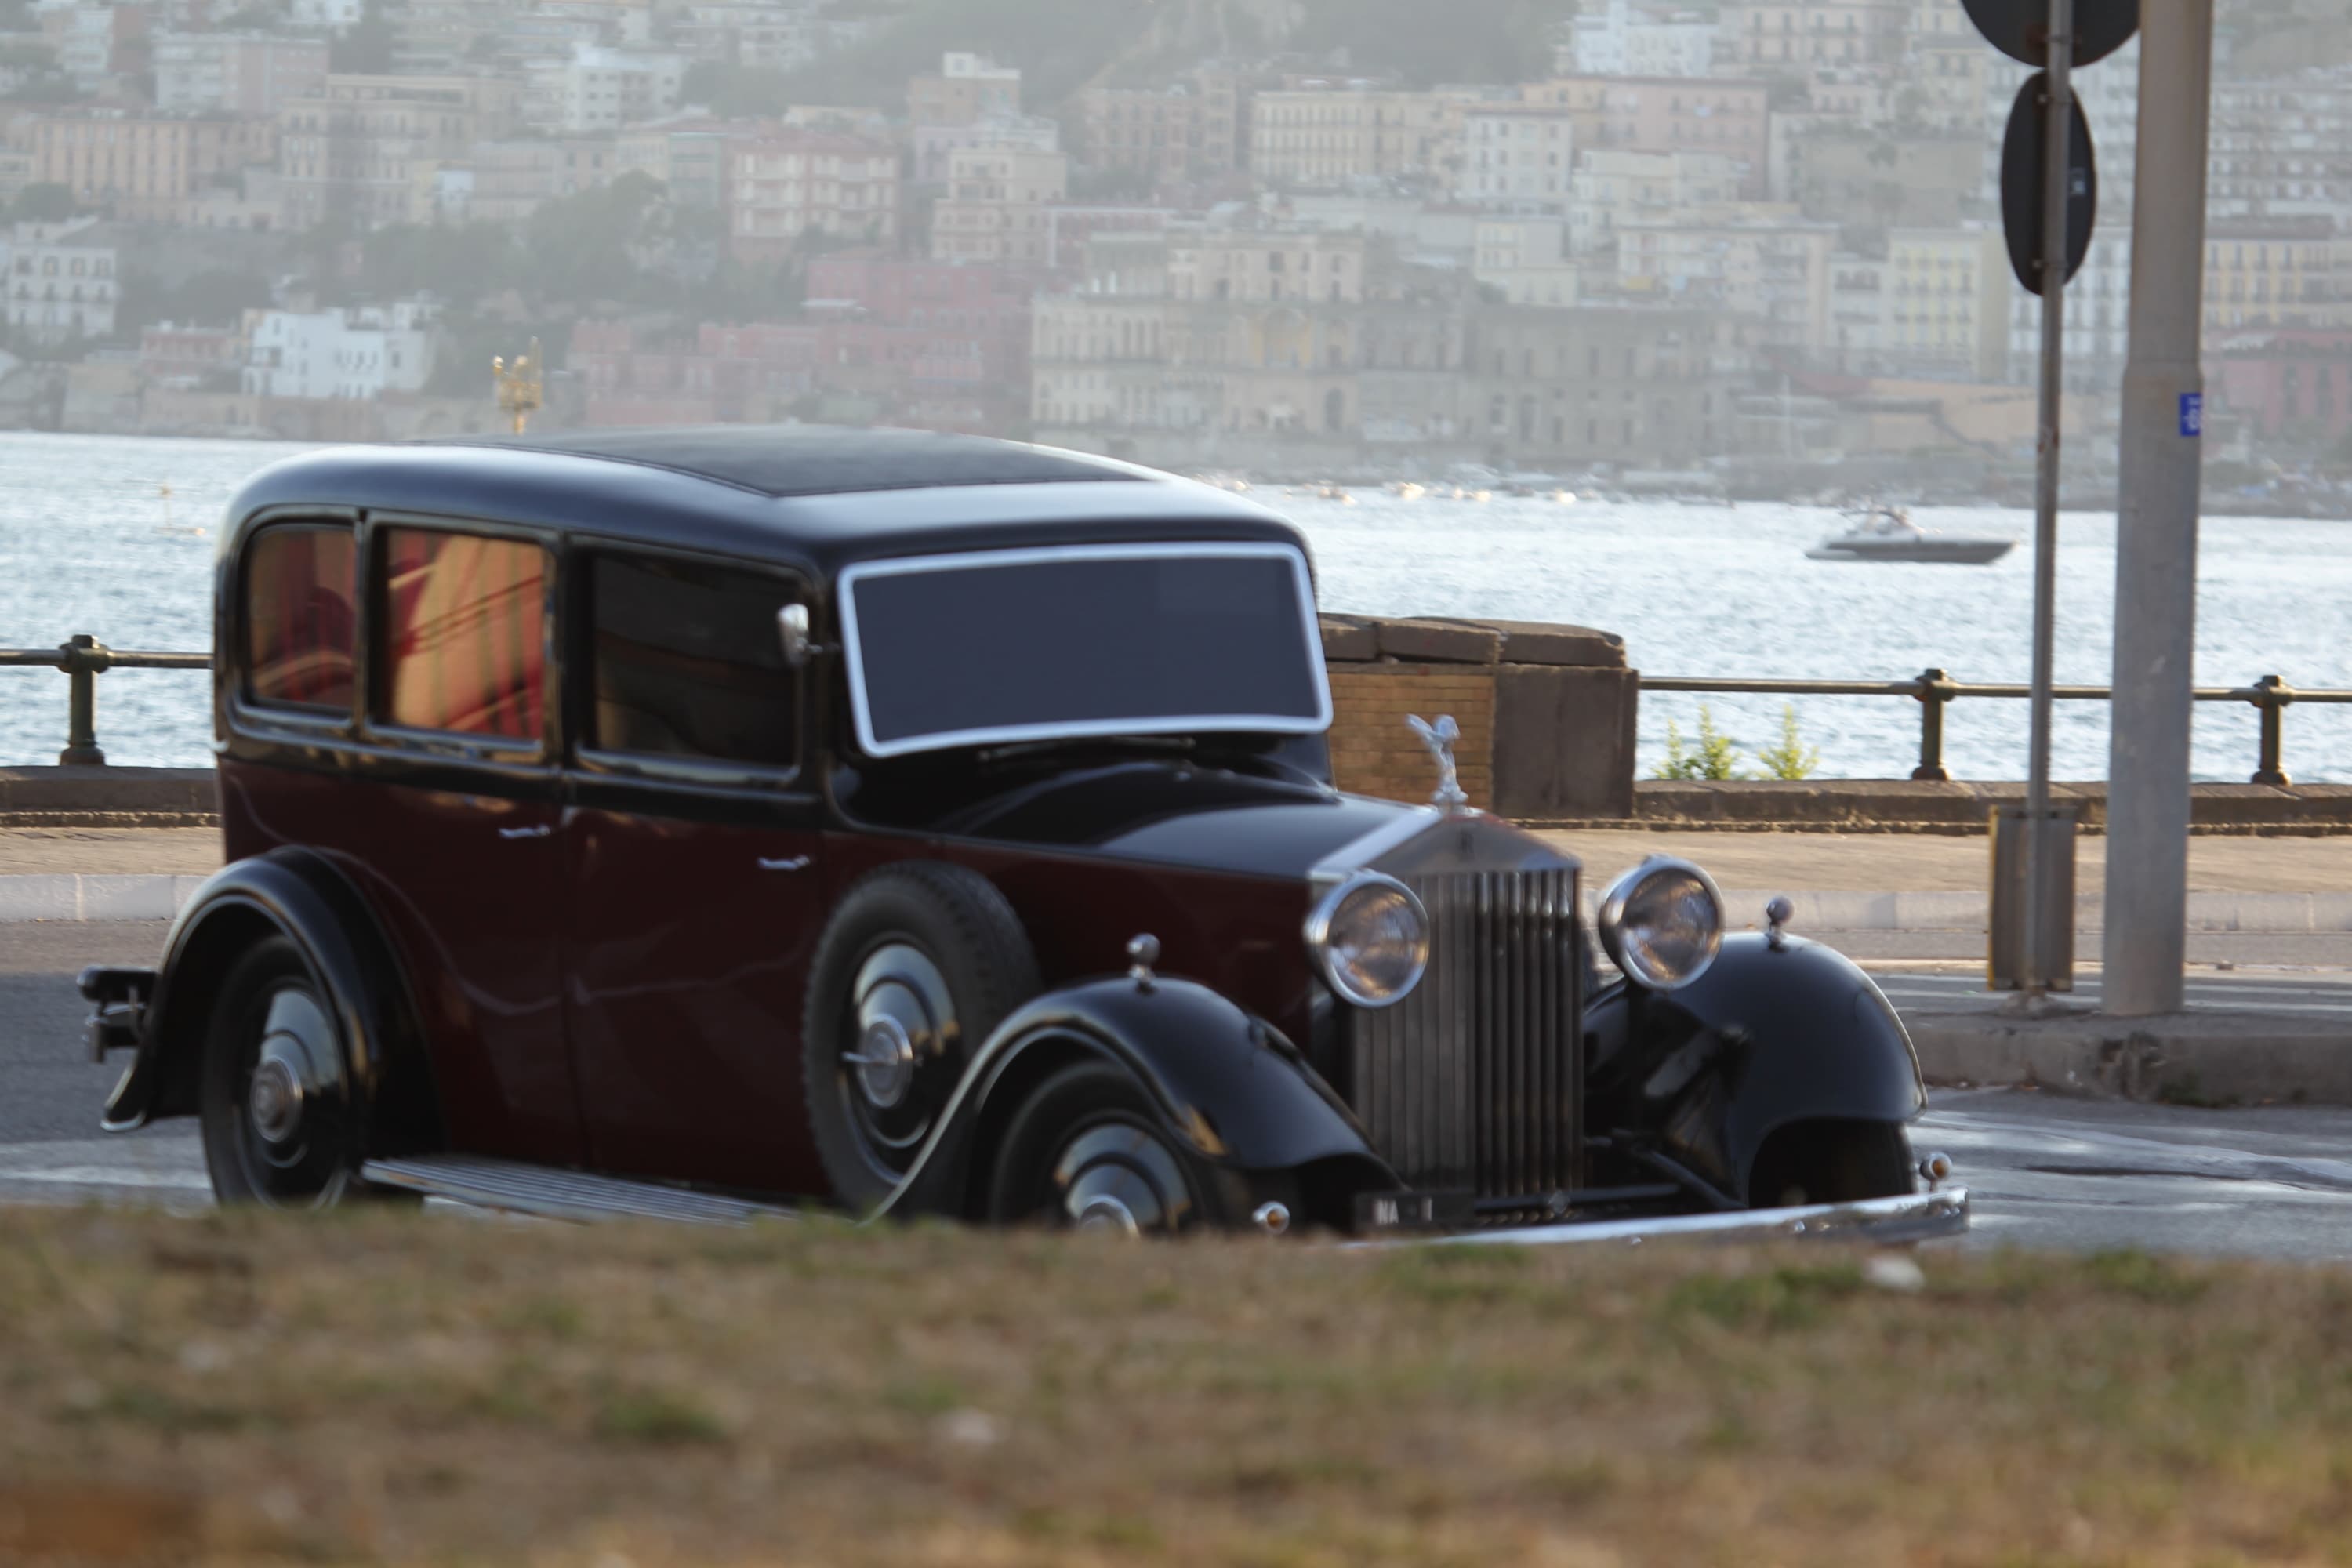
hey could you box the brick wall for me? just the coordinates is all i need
[1329,665,1497,809]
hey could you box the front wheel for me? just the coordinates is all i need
[987,1060,1256,1236]
[198,935,401,1209]
[1746,1119,1917,1209]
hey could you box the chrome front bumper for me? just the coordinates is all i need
[1355,1186,1969,1250]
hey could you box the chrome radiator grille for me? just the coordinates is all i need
[1344,869,1583,1200]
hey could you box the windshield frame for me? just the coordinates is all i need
[837,540,1333,760]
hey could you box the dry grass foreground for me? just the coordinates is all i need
[2,1210,2350,1568]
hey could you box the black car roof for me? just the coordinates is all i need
[223,426,1308,582]
[433,425,1145,498]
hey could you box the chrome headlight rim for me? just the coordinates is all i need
[1597,855,1725,993]
[1305,870,1430,1010]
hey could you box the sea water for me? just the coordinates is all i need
[5,430,2351,782]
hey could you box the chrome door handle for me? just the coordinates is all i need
[757,855,811,872]
[498,825,553,840]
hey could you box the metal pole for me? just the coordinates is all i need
[2104,0,2214,1017]
[59,634,105,767]
[2021,0,2074,1001]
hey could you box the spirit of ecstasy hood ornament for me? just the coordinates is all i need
[1404,713,1469,812]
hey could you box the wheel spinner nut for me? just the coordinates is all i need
[248,1057,304,1144]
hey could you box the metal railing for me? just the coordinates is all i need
[0,637,211,766]
[1643,668,2352,786]
[2,637,2348,786]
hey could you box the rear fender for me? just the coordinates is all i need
[886,975,1391,1223]
[1584,934,1925,1203]
[103,849,441,1154]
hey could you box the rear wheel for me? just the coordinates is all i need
[198,936,401,1209]
[987,1060,1250,1235]
[1746,1120,1916,1209]
[802,863,1041,1212]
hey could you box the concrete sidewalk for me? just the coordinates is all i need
[4,826,2346,1108]
[9,826,2352,931]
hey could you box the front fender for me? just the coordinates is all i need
[1585,934,1926,1203]
[884,975,1389,1221]
[103,848,438,1152]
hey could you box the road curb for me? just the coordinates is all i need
[1910,1010,2352,1106]
[0,874,205,922]
[1713,888,2352,935]
[6,873,2352,931]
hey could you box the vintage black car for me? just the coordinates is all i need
[83,427,1965,1243]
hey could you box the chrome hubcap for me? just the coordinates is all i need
[844,1014,916,1109]
[247,1056,304,1145]
[841,942,960,1178]
[1074,1193,1141,1237]
[1054,1121,1192,1236]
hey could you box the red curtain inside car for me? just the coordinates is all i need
[380,529,546,741]
[245,525,357,710]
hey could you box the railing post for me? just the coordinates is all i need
[58,633,109,767]
[2249,674,2294,787]
[1911,667,1955,782]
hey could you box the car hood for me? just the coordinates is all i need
[933,760,1427,881]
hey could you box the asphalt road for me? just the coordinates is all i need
[6,920,2352,1260]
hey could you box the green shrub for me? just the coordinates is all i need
[1653,706,1745,780]
[1756,705,1823,781]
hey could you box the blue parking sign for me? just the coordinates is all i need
[2179,393,2203,437]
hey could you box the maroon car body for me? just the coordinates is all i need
[81,428,1959,1241]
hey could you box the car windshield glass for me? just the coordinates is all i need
[841,544,1330,759]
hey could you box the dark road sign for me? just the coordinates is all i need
[2000,73,2097,295]
[1962,0,2140,67]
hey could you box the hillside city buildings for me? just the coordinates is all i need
[0,0,2346,480]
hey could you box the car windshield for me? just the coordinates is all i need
[840,543,1330,759]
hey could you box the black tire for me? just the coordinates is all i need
[986,1059,1252,1235]
[1746,1120,1917,1209]
[801,862,1041,1210]
[198,935,406,1209]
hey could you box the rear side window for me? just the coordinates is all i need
[379,528,548,742]
[244,524,356,712]
[586,553,798,769]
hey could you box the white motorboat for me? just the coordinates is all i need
[1806,505,2015,565]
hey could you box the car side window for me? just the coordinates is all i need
[586,552,799,770]
[378,528,549,742]
[244,523,357,713]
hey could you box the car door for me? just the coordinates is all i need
[560,546,829,1196]
[362,521,584,1167]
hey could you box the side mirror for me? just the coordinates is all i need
[777,604,816,670]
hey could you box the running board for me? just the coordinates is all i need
[360,1156,797,1226]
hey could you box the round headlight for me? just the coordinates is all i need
[1306,873,1429,1008]
[1598,857,1724,991]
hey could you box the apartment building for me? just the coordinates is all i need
[1463,303,1737,463]
[450,137,619,223]
[727,132,900,263]
[3,217,117,343]
[1880,227,2006,380]
[1521,77,1771,196]
[1566,0,1717,78]
[531,45,684,135]
[1075,67,1251,183]
[1248,85,1468,187]
[30,111,276,222]
[931,147,1068,265]
[278,74,522,228]
[1570,148,1743,253]
[1716,0,1911,68]
[151,32,328,117]
[1474,216,1578,305]
[908,53,1022,128]
[1457,106,1577,211]
[1613,209,1837,351]
[243,301,435,399]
